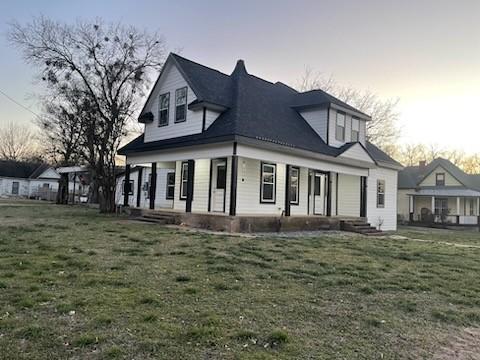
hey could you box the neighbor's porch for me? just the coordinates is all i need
[408,191,480,225]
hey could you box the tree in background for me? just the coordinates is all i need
[0,121,40,161]
[296,67,400,153]
[9,17,166,212]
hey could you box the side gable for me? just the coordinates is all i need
[142,61,203,143]
[35,167,60,180]
[419,165,463,187]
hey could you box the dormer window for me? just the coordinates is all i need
[158,92,169,127]
[335,111,346,142]
[175,87,187,123]
[351,117,359,142]
[436,173,445,186]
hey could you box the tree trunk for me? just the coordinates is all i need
[56,173,69,205]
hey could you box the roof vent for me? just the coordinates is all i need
[419,160,426,170]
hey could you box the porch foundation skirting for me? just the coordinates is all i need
[126,208,361,233]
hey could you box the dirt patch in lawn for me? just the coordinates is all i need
[433,328,480,360]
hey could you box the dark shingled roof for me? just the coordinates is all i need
[122,53,398,167]
[398,158,480,190]
[0,161,50,179]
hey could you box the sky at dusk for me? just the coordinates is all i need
[0,0,479,152]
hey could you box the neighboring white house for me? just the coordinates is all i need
[117,53,402,230]
[398,158,480,225]
[0,161,61,199]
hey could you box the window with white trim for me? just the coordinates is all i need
[435,173,445,186]
[261,163,276,203]
[290,167,299,205]
[376,180,385,208]
[469,198,475,216]
[434,198,448,215]
[335,111,346,141]
[166,172,175,200]
[175,87,187,123]
[351,117,360,142]
[158,92,169,126]
[12,181,19,195]
[180,162,188,199]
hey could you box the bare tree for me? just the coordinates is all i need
[9,17,167,212]
[0,122,39,161]
[295,67,400,153]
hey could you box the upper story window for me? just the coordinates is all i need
[376,179,385,208]
[289,167,299,205]
[158,92,170,127]
[436,173,445,186]
[260,163,276,203]
[175,87,188,123]
[335,111,346,142]
[351,117,360,142]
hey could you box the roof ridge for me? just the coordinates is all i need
[171,53,231,78]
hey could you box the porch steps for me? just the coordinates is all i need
[340,220,383,236]
[129,209,179,225]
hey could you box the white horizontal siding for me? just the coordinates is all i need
[192,159,210,213]
[337,174,360,217]
[236,157,286,215]
[367,167,398,231]
[143,63,202,142]
[397,189,413,221]
[205,110,221,129]
[0,177,31,197]
[339,143,374,163]
[299,109,328,142]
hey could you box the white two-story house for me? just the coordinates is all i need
[117,53,402,231]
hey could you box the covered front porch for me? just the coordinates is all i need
[119,142,371,222]
[408,189,480,226]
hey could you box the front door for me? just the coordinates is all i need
[211,161,226,212]
[310,172,327,215]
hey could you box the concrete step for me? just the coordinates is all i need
[132,217,167,225]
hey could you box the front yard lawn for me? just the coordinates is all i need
[1,202,480,359]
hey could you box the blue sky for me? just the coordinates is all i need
[1,0,479,152]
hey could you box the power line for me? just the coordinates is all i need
[0,89,41,118]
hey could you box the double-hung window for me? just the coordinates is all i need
[261,163,276,203]
[435,173,445,186]
[158,92,169,126]
[12,181,19,195]
[180,162,188,199]
[376,180,385,208]
[351,117,360,142]
[290,167,299,205]
[122,180,134,195]
[335,111,346,142]
[469,198,475,216]
[166,172,175,200]
[434,198,448,215]
[175,87,187,123]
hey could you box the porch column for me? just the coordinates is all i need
[431,196,435,218]
[229,155,238,216]
[123,164,131,207]
[185,160,195,213]
[456,196,461,224]
[284,165,292,216]
[149,163,157,210]
[360,176,367,218]
[409,195,414,222]
[136,167,143,208]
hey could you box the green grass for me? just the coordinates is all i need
[1,201,480,359]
